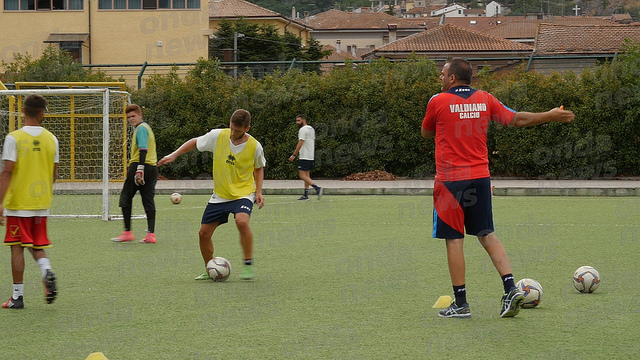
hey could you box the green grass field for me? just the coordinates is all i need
[1,195,639,359]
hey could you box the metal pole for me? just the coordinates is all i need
[233,32,238,78]
[138,61,148,89]
[102,89,110,221]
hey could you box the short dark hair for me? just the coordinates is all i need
[23,94,47,118]
[126,104,142,115]
[447,58,472,85]
[230,109,251,127]
[296,114,306,121]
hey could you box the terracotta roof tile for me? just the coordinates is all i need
[611,13,633,23]
[464,9,485,15]
[321,45,369,61]
[483,20,543,39]
[406,5,446,14]
[401,17,442,28]
[445,15,616,33]
[309,9,426,30]
[372,23,533,53]
[209,0,280,18]
[552,16,619,25]
[535,23,640,54]
[483,18,618,40]
[443,16,514,32]
[406,7,427,14]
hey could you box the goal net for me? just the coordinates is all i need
[0,85,133,221]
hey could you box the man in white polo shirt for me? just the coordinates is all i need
[288,115,322,201]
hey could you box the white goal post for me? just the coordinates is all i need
[0,87,133,221]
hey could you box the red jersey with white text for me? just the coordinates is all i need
[422,85,515,181]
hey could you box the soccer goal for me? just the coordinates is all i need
[0,84,133,221]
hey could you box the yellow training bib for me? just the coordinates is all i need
[3,129,56,210]
[212,129,257,200]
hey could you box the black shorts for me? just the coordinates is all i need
[201,198,254,225]
[119,163,157,211]
[432,177,494,239]
[297,159,314,172]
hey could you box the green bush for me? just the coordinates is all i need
[129,50,640,180]
[1,46,114,83]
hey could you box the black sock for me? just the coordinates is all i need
[122,207,132,231]
[245,259,253,266]
[312,184,319,191]
[303,189,309,196]
[502,274,516,293]
[146,210,156,233]
[453,284,467,306]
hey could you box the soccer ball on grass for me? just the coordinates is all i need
[573,266,600,293]
[515,278,544,308]
[170,192,182,204]
[207,257,231,282]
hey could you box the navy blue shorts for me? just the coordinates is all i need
[297,159,314,172]
[432,177,494,239]
[201,198,254,225]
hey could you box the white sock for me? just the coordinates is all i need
[36,257,52,278]
[13,283,23,299]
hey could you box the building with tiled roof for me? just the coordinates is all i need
[531,23,640,74]
[535,23,640,54]
[209,0,279,17]
[430,4,466,17]
[403,5,443,18]
[309,9,425,30]
[610,13,634,24]
[319,44,370,72]
[464,8,486,17]
[363,24,533,73]
[401,17,442,29]
[482,17,617,46]
[482,20,541,45]
[365,23,532,56]
[308,9,427,54]
[443,15,617,34]
[209,0,311,43]
[442,16,516,32]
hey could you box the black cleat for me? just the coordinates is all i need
[500,287,524,318]
[44,269,57,304]
[2,295,24,309]
[438,301,471,318]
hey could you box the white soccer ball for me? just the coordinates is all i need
[170,192,182,204]
[516,278,544,308]
[573,266,600,293]
[207,257,231,282]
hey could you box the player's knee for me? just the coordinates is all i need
[198,227,213,240]
[235,215,250,229]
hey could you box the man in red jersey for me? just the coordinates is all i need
[422,58,574,318]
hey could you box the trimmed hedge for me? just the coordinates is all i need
[133,49,640,180]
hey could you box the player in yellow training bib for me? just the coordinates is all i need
[0,94,58,309]
[111,104,158,244]
[158,109,265,281]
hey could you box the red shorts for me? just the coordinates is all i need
[4,216,51,249]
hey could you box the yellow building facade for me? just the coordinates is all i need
[0,0,211,67]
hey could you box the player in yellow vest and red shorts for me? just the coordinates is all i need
[0,94,58,309]
[158,109,265,280]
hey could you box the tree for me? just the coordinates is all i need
[1,46,113,83]
[386,2,395,16]
[252,0,337,16]
[209,19,330,64]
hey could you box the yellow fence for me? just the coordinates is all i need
[1,82,130,182]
